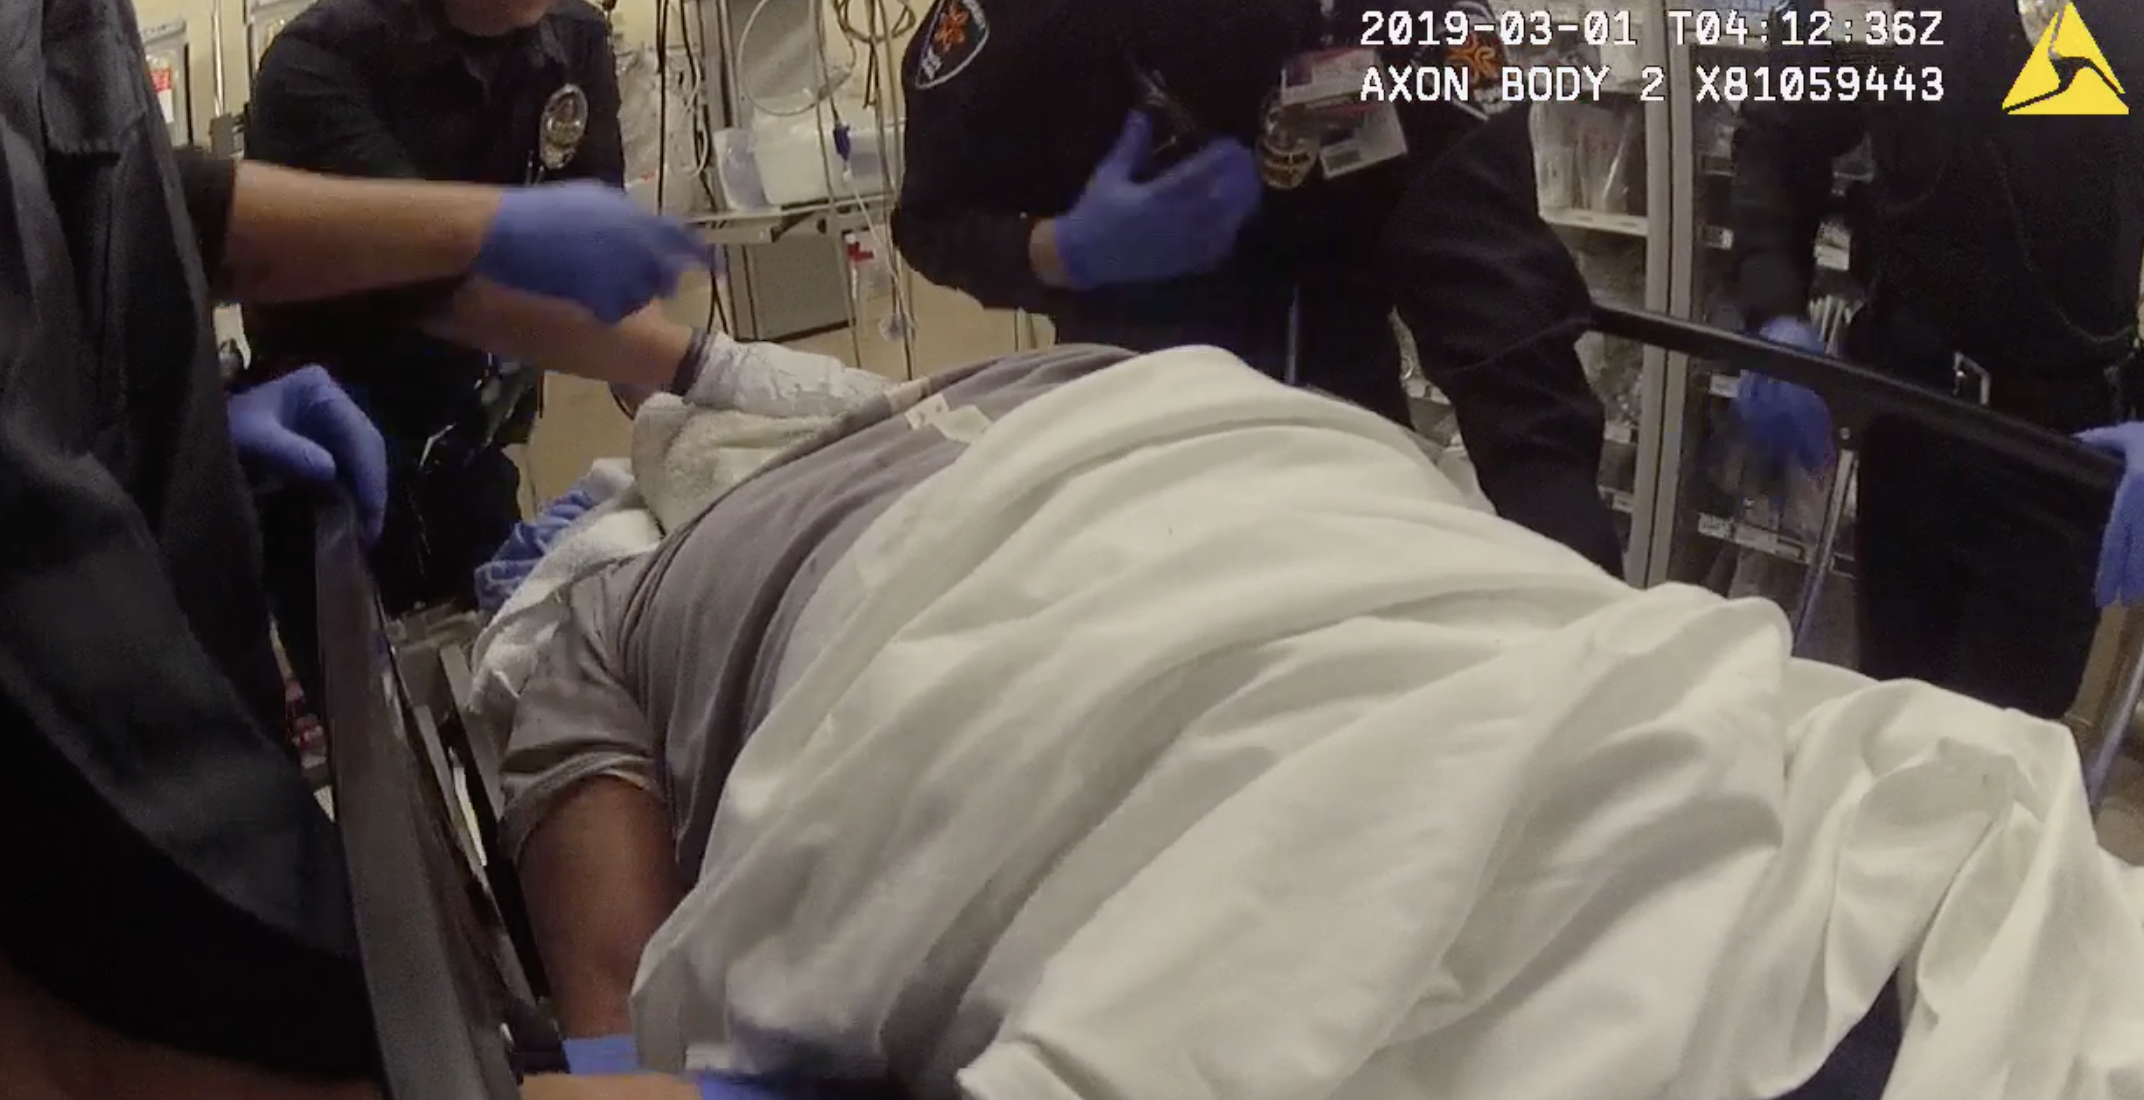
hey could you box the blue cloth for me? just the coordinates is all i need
[1733,317,1835,473]
[2076,421,2144,607]
[477,182,713,323]
[227,364,389,542]
[472,488,598,613]
[562,1034,641,1076]
[1054,111,1262,291]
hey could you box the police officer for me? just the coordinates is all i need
[245,0,631,616]
[0,0,714,1082]
[893,0,1624,574]
[1730,0,2144,719]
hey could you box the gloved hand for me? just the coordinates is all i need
[227,364,388,543]
[472,488,598,613]
[1052,111,1263,290]
[477,181,713,324]
[1734,316,1835,472]
[560,1034,639,1076]
[2077,422,2144,607]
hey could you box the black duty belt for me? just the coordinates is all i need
[1850,302,2139,433]
[1882,347,2138,436]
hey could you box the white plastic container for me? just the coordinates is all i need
[840,120,906,196]
[749,115,842,207]
[710,127,772,211]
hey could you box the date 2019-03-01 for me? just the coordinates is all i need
[1356,7,1948,104]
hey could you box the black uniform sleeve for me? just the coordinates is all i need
[242,26,463,366]
[567,25,627,187]
[890,193,1060,314]
[1379,104,1622,573]
[888,12,1073,317]
[248,30,423,178]
[174,148,239,299]
[1728,6,1868,328]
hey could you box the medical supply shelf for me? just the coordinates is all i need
[1414,0,1678,587]
[1603,1,1878,662]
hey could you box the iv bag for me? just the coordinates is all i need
[617,45,707,216]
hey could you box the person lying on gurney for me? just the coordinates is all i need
[492,339,2144,1100]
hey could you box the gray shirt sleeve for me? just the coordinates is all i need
[499,560,660,861]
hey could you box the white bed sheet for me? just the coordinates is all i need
[629,346,2144,1100]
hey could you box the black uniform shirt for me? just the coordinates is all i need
[891,0,1596,375]
[244,0,625,440]
[1,0,373,1078]
[1732,0,2144,375]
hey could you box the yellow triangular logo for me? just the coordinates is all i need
[2002,2,2127,115]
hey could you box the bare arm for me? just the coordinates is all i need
[216,163,699,391]
[426,282,697,392]
[518,778,685,1036]
[221,162,500,306]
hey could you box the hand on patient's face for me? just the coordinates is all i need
[523,1073,699,1100]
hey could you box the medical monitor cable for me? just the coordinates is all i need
[736,0,859,118]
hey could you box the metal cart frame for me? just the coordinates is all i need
[316,302,2144,1099]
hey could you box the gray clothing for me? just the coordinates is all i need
[500,346,1131,870]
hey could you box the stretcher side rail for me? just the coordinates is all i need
[314,495,523,1100]
[1592,301,2143,808]
[1591,302,2122,495]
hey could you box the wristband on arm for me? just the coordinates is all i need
[667,327,715,397]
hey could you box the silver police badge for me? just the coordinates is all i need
[538,83,590,171]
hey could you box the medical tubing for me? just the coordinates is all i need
[735,0,858,118]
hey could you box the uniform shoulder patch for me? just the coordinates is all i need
[912,0,990,90]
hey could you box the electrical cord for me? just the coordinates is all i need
[736,0,860,118]
[829,0,915,339]
[831,0,917,46]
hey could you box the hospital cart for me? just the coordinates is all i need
[312,303,2144,1099]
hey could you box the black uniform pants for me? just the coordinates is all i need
[1847,327,2115,720]
[261,437,523,715]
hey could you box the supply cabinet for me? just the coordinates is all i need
[1501,0,1871,654]
[1417,0,1676,587]
[1636,0,1873,664]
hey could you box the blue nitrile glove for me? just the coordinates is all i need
[228,364,388,543]
[2077,422,2144,607]
[694,1072,848,1100]
[1052,111,1263,291]
[1734,316,1836,472]
[477,181,713,323]
[561,1034,640,1076]
[472,488,597,613]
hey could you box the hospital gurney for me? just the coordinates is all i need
[312,304,2144,1100]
